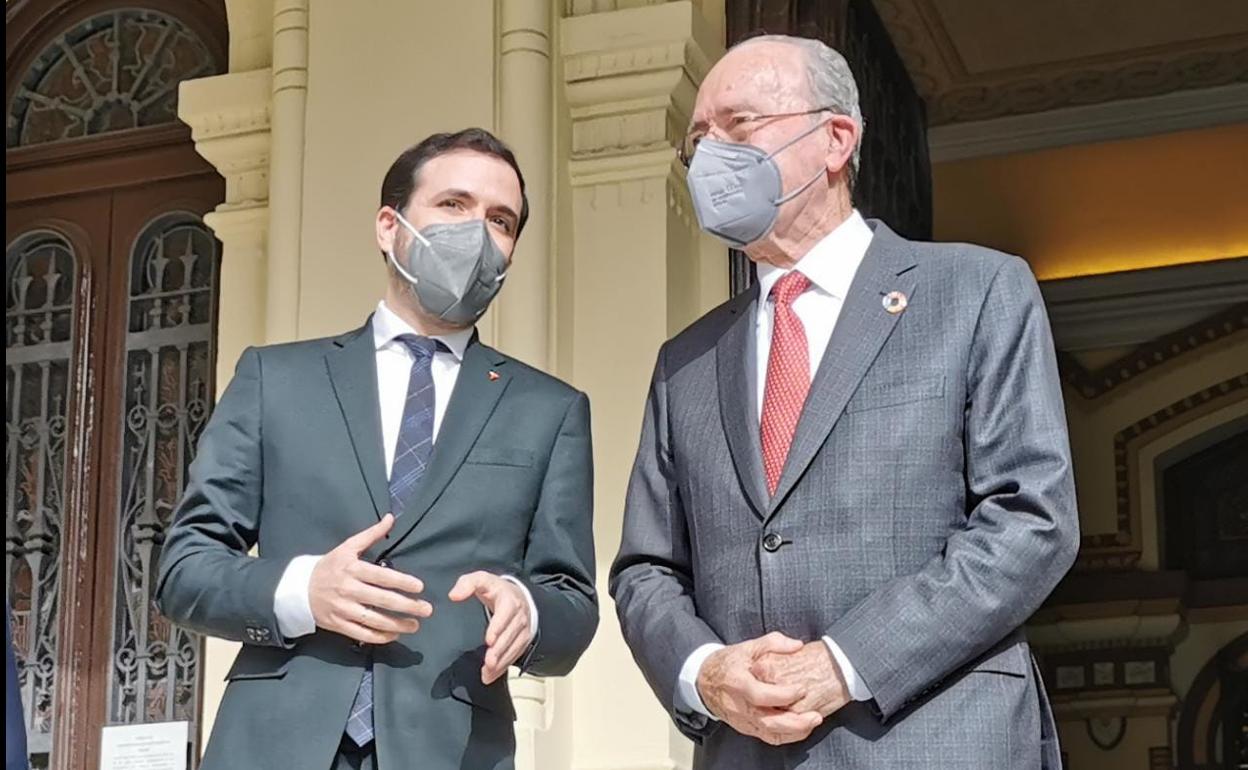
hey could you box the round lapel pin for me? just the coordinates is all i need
[882,290,908,315]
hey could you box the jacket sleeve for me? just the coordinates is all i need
[826,256,1080,720]
[516,391,600,677]
[155,347,292,648]
[609,347,724,743]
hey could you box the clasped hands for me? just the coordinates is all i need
[696,632,851,746]
[308,513,531,684]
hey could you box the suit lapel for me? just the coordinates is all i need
[716,285,769,519]
[324,320,390,523]
[381,338,511,554]
[766,221,920,519]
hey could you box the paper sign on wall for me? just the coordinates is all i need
[99,721,189,770]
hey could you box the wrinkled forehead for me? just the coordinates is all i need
[693,42,811,121]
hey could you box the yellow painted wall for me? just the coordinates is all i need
[297,1,498,340]
[933,123,1248,280]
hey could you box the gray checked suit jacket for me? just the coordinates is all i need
[610,221,1078,769]
[156,321,597,770]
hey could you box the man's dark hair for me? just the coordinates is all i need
[379,127,530,236]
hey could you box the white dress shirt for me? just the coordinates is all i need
[676,210,876,718]
[272,300,538,639]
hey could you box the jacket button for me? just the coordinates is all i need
[762,532,783,552]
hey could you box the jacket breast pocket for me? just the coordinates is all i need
[224,645,293,681]
[845,375,945,414]
[465,446,537,468]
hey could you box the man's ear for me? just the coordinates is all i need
[376,206,399,257]
[823,114,859,176]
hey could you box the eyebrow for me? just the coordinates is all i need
[436,188,519,225]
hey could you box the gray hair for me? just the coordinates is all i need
[734,34,864,185]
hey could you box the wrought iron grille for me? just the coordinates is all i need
[106,213,218,752]
[5,231,78,763]
[7,8,217,148]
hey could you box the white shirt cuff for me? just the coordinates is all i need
[273,555,322,639]
[677,642,725,719]
[823,636,872,701]
[499,575,539,639]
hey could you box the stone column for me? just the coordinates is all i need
[179,68,273,397]
[553,2,725,768]
[494,0,555,368]
[496,4,556,765]
[178,64,273,741]
[264,0,309,343]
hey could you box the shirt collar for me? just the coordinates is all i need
[371,300,473,361]
[755,209,873,304]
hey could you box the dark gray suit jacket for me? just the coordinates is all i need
[611,222,1078,769]
[156,320,597,770]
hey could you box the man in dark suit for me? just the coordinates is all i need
[6,602,28,770]
[611,35,1077,769]
[157,128,597,770]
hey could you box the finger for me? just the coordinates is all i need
[347,583,434,619]
[750,631,804,657]
[481,627,528,685]
[494,627,532,676]
[486,616,526,669]
[353,562,425,595]
[757,709,822,743]
[333,619,399,646]
[448,572,495,604]
[742,678,803,708]
[352,605,421,635]
[340,513,395,554]
[750,655,777,682]
[484,600,520,646]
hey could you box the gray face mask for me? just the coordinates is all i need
[685,118,829,248]
[387,213,509,326]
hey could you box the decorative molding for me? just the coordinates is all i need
[1075,374,1248,571]
[1049,690,1177,720]
[509,671,551,731]
[1043,258,1248,354]
[561,0,720,183]
[929,83,1248,161]
[563,0,676,17]
[1028,614,1184,655]
[177,68,273,208]
[1056,304,1248,400]
[874,0,1248,126]
[1086,716,1127,751]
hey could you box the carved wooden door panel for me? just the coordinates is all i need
[6,4,227,767]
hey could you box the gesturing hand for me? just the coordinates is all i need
[449,572,533,684]
[751,640,850,718]
[309,514,432,644]
[697,632,824,746]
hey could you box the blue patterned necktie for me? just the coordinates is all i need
[345,333,440,746]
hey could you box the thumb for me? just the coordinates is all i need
[750,631,804,657]
[341,513,394,554]
[448,572,488,603]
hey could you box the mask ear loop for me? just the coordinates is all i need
[774,165,826,205]
[387,208,431,285]
[766,116,833,205]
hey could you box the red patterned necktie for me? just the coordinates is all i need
[761,271,812,495]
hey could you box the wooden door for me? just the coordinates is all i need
[5,3,227,768]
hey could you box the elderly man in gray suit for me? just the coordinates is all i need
[157,128,597,770]
[611,35,1078,769]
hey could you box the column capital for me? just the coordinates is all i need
[179,68,273,210]
[561,0,721,186]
